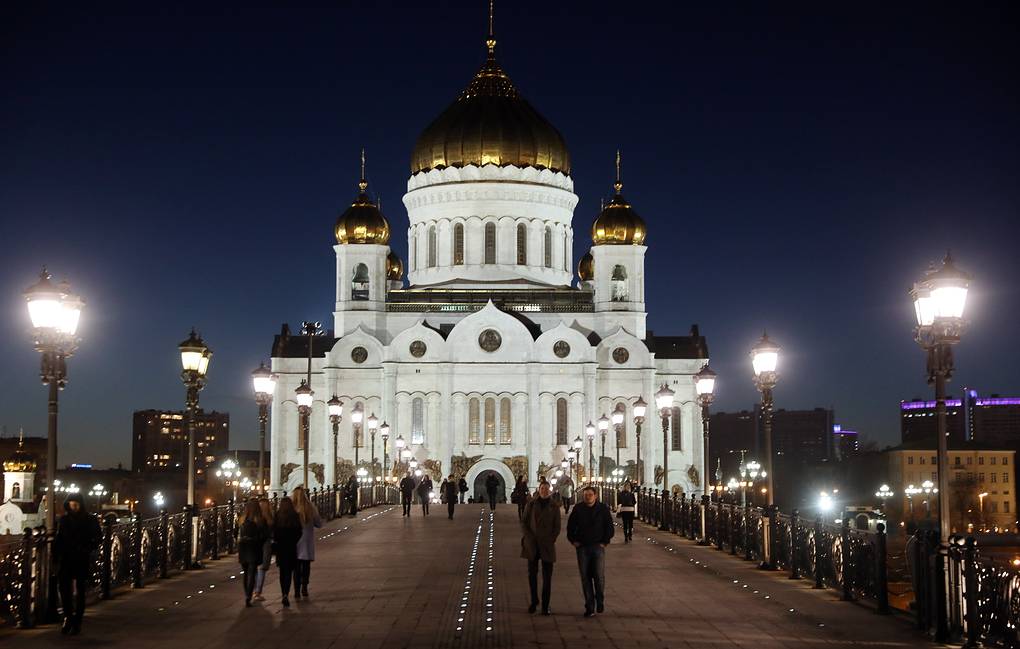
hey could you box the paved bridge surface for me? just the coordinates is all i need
[2,503,932,648]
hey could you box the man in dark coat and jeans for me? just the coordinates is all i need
[521,481,561,615]
[566,485,614,617]
[485,473,500,510]
[54,493,102,634]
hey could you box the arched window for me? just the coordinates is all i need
[11,483,21,500]
[516,223,527,265]
[484,398,496,444]
[411,232,418,270]
[563,234,569,272]
[500,398,512,444]
[544,226,552,268]
[427,225,437,268]
[611,264,628,301]
[556,398,568,446]
[453,223,465,265]
[484,222,496,264]
[671,406,682,451]
[468,398,480,445]
[352,263,370,301]
[353,401,364,448]
[616,402,628,448]
[412,398,424,445]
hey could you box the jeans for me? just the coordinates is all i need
[347,496,358,516]
[402,494,413,516]
[297,559,311,592]
[419,494,429,515]
[488,491,497,510]
[58,566,88,624]
[447,502,456,519]
[278,559,295,597]
[241,562,259,599]
[576,545,605,612]
[517,501,526,519]
[527,559,554,610]
[459,492,465,504]
[621,512,635,539]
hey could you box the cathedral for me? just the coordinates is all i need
[268,31,709,501]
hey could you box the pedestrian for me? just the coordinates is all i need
[567,486,614,617]
[253,497,275,601]
[53,493,101,635]
[485,473,500,510]
[444,474,459,519]
[272,496,302,607]
[400,471,416,516]
[458,475,468,503]
[511,475,529,519]
[617,482,636,543]
[345,474,359,517]
[440,477,449,504]
[520,481,561,615]
[292,486,322,599]
[560,478,573,515]
[417,474,433,515]
[237,500,269,606]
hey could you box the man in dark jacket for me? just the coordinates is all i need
[345,474,359,517]
[458,476,468,503]
[399,472,416,516]
[444,474,459,519]
[485,473,500,510]
[521,481,561,615]
[53,493,102,634]
[566,486,614,617]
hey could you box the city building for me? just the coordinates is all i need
[268,33,711,499]
[900,389,1020,446]
[885,443,1016,533]
[832,425,860,461]
[0,431,46,493]
[131,409,229,490]
[0,434,44,535]
[709,407,835,475]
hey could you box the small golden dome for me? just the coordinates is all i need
[591,189,646,245]
[386,250,404,281]
[3,438,36,473]
[335,179,391,245]
[410,42,570,176]
[577,251,594,281]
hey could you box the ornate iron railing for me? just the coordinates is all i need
[1,484,398,629]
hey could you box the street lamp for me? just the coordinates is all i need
[921,479,937,518]
[88,484,107,509]
[179,328,211,567]
[905,484,920,518]
[328,395,343,486]
[380,421,390,478]
[351,403,364,469]
[611,404,625,474]
[216,457,241,501]
[978,491,989,528]
[395,434,406,474]
[572,435,583,483]
[695,364,717,500]
[655,383,675,532]
[585,422,596,484]
[153,491,166,509]
[367,413,379,480]
[633,397,647,484]
[24,268,84,533]
[751,333,779,507]
[252,363,276,493]
[818,491,835,516]
[295,380,314,487]
[299,320,325,488]
[911,252,970,544]
[875,484,894,512]
[597,414,610,480]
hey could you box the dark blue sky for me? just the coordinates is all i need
[1,2,1017,467]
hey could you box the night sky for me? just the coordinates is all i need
[1,2,1017,468]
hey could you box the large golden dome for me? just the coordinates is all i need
[410,41,570,175]
[591,180,647,246]
[335,178,391,245]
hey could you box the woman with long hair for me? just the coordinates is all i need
[252,498,275,601]
[272,496,302,606]
[237,500,268,606]
[291,486,322,599]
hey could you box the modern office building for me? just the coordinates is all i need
[131,410,230,488]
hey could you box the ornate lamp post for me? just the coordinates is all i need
[88,483,107,510]
[179,328,211,566]
[694,365,717,498]
[921,479,937,518]
[216,457,240,502]
[351,403,364,469]
[252,363,276,493]
[299,320,324,486]
[585,422,595,484]
[905,484,919,519]
[367,413,379,480]
[295,380,313,487]
[611,404,625,475]
[395,434,406,474]
[328,395,343,485]
[153,491,166,509]
[380,422,390,478]
[655,383,675,531]
[875,484,894,513]
[24,268,84,533]
[751,333,779,507]
[633,397,646,485]
[911,253,970,543]
[572,435,583,483]
[597,414,610,480]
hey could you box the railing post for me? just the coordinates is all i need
[961,536,979,647]
[729,505,737,555]
[101,514,113,599]
[744,503,753,561]
[228,499,237,554]
[158,509,168,579]
[18,528,35,628]
[210,502,219,561]
[789,509,800,579]
[841,518,853,601]
[716,503,725,551]
[183,505,194,570]
[813,515,824,589]
[131,512,143,588]
[875,522,889,614]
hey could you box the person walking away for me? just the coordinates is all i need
[485,473,500,510]
[53,493,101,634]
[417,474,433,515]
[400,472,416,516]
[458,475,468,503]
[521,481,561,615]
[237,500,269,606]
[560,478,573,515]
[444,474,459,519]
[292,486,322,599]
[253,498,275,600]
[617,482,637,543]
[272,497,302,607]
[512,476,529,519]
[345,474,359,517]
[567,486,614,617]
[440,477,449,506]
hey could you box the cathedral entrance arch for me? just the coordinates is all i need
[464,458,515,504]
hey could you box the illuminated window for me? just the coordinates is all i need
[484,398,496,444]
[353,401,364,447]
[544,226,552,268]
[427,225,437,268]
[412,398,424,445]
[562,234,568,272]
[484,223,496,264]
[500,398,512,444]
[616,402,628,448]
[468,399,480,445]
[453,223,464,265]
[555,398,568,446]
[671,407,682,451]
[516,223,527,265]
